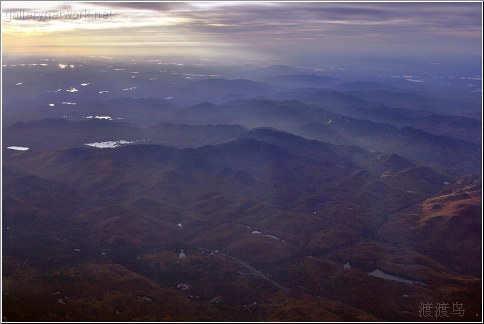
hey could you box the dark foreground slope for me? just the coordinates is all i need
[3,131,481,321]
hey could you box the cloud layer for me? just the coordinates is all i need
[2,1,482,63]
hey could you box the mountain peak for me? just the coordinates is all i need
[381,153,416,171]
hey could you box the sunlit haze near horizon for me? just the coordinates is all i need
[1,1,482,67]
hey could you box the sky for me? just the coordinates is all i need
[1,1,482,65]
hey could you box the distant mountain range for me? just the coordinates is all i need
[3,61,481,321]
